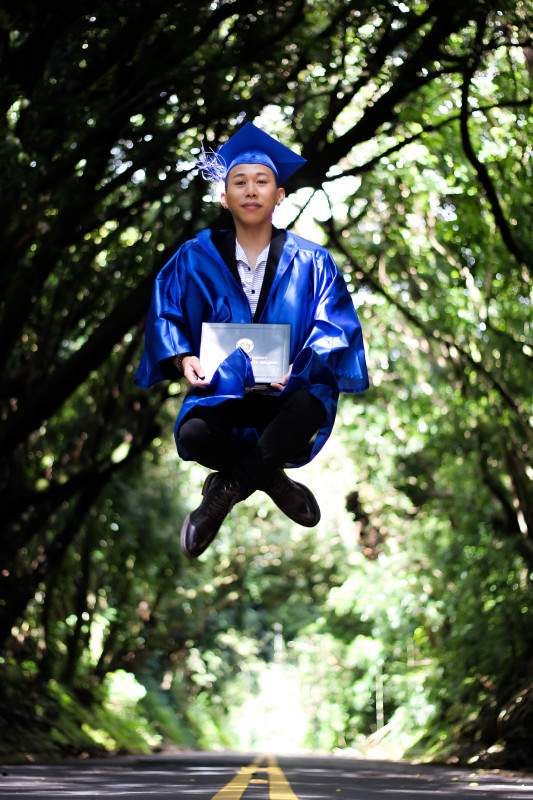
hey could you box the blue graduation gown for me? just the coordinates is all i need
[135,227,369,466]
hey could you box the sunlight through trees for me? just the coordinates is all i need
[1,0,532,768]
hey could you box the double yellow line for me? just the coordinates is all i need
[211,754,299,799]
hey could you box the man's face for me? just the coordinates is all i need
[221,163,285,227]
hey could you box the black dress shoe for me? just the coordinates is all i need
[201,471,220,497]
[264,469,320,527]
[180,474,242,559]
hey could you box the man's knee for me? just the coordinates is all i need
[177,416,211,452]
[284,389,326,426]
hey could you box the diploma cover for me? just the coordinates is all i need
[200,322,291,385]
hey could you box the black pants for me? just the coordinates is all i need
[177,389,326,496]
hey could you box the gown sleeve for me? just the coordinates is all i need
[134,246,195,388]
[301,250,369,393]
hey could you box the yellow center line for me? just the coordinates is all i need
[267,759,300,800]
[210,755,299,800]
[210,765,258,799]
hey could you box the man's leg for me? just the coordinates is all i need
[177,399,259,559]
[177,403,251,474]
[228,390,325,527]
[229,389,326,494]
[178,390,325,491]
[178,390,326,558]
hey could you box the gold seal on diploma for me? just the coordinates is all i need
[236,337,254,353]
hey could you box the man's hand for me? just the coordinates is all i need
[182,355,209,387]
[270,364,292,393]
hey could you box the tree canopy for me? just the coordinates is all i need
[1,0,532,766]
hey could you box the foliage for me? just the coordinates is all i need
[1,0,532,767]
[0,660,161,760]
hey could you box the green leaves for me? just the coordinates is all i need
[1,0,532,764]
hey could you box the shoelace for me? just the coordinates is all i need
[205,482,239,521]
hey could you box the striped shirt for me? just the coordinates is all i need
[236,240,270,316]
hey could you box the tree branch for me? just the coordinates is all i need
[460,25,528,267]
[322,218,533,447]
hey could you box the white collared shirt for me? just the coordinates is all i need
[236,240,270,316]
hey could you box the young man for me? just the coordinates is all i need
[135,122,369,559]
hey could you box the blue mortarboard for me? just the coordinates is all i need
[198,122,306,184]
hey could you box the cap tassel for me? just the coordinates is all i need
[197,143,227,183]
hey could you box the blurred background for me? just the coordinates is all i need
[1,0,532,769]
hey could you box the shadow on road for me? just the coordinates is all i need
[1,752,533,799]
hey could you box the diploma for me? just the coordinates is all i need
[200,322,291,385]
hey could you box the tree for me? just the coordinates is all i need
[1,0,532,763]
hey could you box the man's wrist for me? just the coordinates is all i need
[173,352,194,374]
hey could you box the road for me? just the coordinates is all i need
[1,751,533,799]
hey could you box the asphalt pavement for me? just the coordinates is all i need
[1,751,533,799]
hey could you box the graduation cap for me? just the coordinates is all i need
[198,122,306,184]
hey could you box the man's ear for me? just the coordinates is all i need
[220,191,228,209]
[277,187,286,206]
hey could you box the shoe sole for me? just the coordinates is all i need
[180,515,196,559]
[296,482,321,526]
